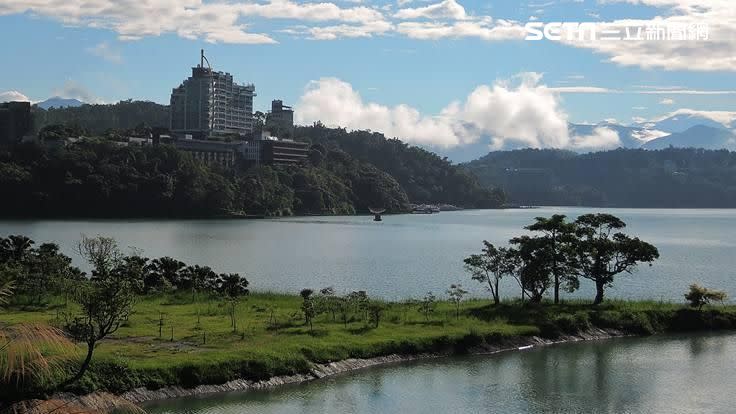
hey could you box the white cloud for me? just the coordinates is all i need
[240,1,384,23]
[0,91,30,102]
[570,127,622,151]
[52,81,102,104]
[0,0,391,44]
[652,108,736,128]
[640,89,736,95]
[394,0,468,20]
[396,18,526,40]
[296,20,393,40]
[548,86,617,93]
[557,1,736,71]
[295,73,620,151]
[659,98,675,105]
[85,42,122,63]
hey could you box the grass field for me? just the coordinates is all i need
[2,292,736,395]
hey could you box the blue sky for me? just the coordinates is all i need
[1,0,735,151]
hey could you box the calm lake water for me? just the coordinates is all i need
[0,207,734,301]
[144,332,736,414]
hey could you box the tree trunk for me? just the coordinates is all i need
[554,273,559,304]
[493,279,500,305]
[593,281,605,305]
[62,340,95,387]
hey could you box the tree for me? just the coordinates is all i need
[464,241,515,305]
[63,275,135,385]
[111,254,148,294]
[525,215,577,304]
[300,289,316,332]
[20,242,80,305]
[2,235,34,262]
[418,292,436,321]
[347,291,369,321]
[181,265,218,302]
[572,214,659,305]
[685,284,728,310]
[317,287,338,321]
[77,235,123,280]
[446,284,468,319]
[367,302,384,328]
[62,236,136,385]
[509,236,554,303]
[145,257,186,293]
[217,273,249,332]
[335,296,350,328]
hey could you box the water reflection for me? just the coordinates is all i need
[146,333,736,414]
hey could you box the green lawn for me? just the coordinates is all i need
[2,293,735,394]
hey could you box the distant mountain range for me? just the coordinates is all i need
[36,97,85,110]
[642,125,736,151]
[434,113,735,163]
[636,112,734,133]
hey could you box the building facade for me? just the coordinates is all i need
[174,138,239,168]
[0,101,32,144]
[265,100,294,137]
[260,139,308,165]
[170,51,255,139]
[173,137,308,169]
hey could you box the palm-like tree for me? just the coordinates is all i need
[0,235,34,263]
[145,257,186,291]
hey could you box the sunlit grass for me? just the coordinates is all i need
[2,292,735,395]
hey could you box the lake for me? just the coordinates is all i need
[0,207,734,301]
[144,332,736,414]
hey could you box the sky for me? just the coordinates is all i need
[1,0,735,152]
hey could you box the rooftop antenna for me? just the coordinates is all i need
[200,49,212,70]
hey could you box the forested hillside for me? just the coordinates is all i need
[464,148,736,207]
[0,140,413,218]
[32,100,169,134]
[295,124,505,208]
[17,103,505,215]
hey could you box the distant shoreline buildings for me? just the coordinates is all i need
[0,50,308,168]
[169,50,307,168]
[170,50,255,139]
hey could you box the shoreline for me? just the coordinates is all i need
[51,327,627,411]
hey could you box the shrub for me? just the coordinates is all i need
[684,284,728,310]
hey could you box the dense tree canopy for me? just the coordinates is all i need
[296,124,505,208]
[464,148,736,207]
[466,213,659,305]
[32,100,169,135]
[0,124,505,217]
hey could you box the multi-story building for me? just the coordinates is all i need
[173,136,309,169]
[170,50,255,139]
[0,101,32,144]
[174,138,239,169]
[266,100,294,137]
[260,139,308,165]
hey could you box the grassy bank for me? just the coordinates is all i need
[3,293,736,397]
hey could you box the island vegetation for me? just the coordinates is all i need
[1,214,733,412]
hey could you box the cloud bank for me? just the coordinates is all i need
[295,73,620,151]
[0,91,30,103]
